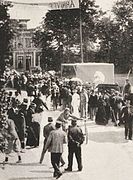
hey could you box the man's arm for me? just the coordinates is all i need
[69,114,82,120]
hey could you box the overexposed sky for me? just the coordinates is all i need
[9,0,116,28]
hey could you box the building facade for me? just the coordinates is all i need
[12,19,41,72]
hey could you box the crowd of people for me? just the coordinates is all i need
[0,70,133,178]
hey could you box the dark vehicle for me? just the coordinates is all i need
[96,84,121,94]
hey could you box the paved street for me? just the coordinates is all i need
[0,108,133,180]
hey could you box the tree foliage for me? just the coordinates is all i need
[0,3,13,74]
[34,0,102,71]
[34,0,133,73]
[96,0,133,73]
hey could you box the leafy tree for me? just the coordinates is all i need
[0,2,13,74]
[111,0,133,73]
[96,0,133,73]
[34,0,102,71]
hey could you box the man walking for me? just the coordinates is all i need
[39,117,55,164]
[44,121,67,179]
[65,119,84,172]
[0,114,22,164]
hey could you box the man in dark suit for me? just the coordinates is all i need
[65,119,84,172]
[7,101,18,122]
[121,99,133,140]
[39,117,55,164]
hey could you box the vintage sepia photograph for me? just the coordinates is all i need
[0,0,133,179]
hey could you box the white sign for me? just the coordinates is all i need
[49,0,79,10]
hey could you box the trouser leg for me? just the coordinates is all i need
[90,107,94,120]
[60,155,65,165]
[68,146,74,170]
[75,146,82,170]
[40,140,47,163]
[51,153,62,175]
[21,141,25,149]
[129,125,132,140]
[125,125,128,139]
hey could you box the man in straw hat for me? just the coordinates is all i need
[44,121,67,179]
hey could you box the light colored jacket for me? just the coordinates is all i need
[45,128,67,153]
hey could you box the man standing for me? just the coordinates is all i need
[123,78,131,100]
[65,119,84,172]
[39,117,55,164]
[121,99,133,140]
[88,89,98,121]
[80,87,88,118]
[44,121,67,179]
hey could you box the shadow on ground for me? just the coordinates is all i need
[9,177,52,180]
[0,162,46,167]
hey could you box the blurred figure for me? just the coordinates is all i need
[71,89,80,118]
[88,90,98,121]
[121,99,133,140]
[21,73,27,90]
[26,103,39,147]
[26,81,36,102]
[57,108,81,132]
[17,105,27,152]
[51,83,60,110]
[123,78,131,100]
[7,101,19,128]
[80,87,88,118]
[0,114,22,164]
[95,96,107,125]
[113,91,123,126]
[39,117,55,164]
[32,92,48,113]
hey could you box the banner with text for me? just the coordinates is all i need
[49,0,79,10]
[0,0,79,9]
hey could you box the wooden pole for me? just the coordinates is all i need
[79,0,83,63]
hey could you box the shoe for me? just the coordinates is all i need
[60,162,65,167]
[53,172,57,177]
[78,168,82,171]
[16,160,22,163]
[21,149,26,153]
[65,168,72,172]
[56,173,62,179]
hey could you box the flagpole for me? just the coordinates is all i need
[79,0,83,63]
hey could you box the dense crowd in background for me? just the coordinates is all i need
[0,69,132,178]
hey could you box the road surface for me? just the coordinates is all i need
[0,109,133,180]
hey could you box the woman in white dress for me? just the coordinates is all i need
[71,89,80,118]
